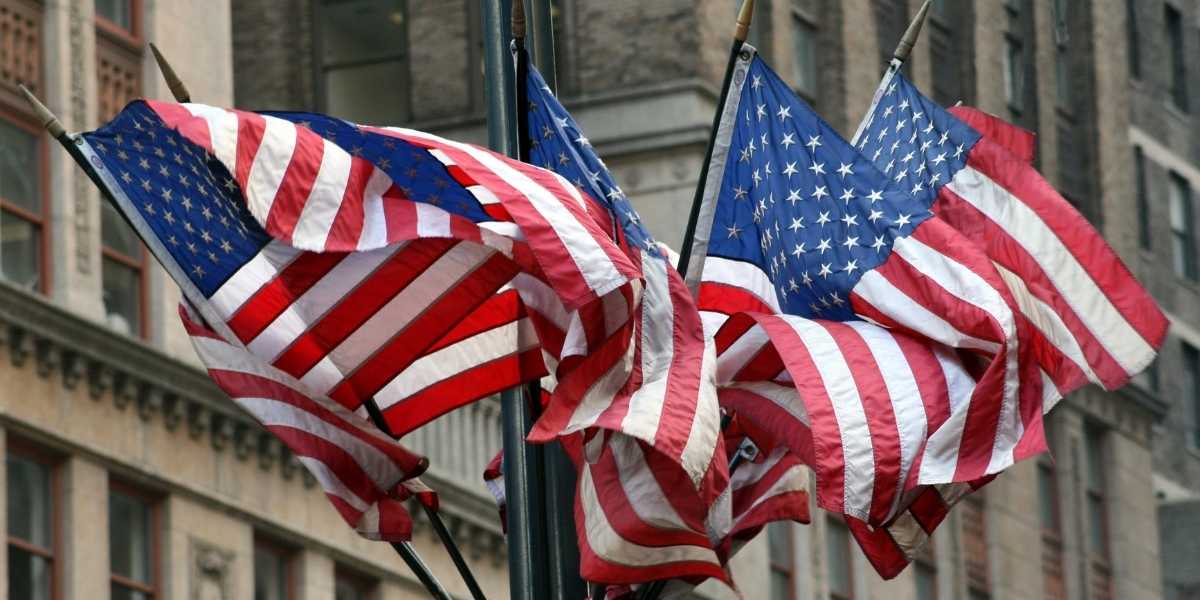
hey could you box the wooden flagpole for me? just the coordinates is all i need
[142,47,482,600]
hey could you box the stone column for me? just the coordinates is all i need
[1105,430,1163,600]
[295,547,335,600]
[165,495,252,599]
[59,455,109,600]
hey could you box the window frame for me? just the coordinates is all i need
[311,0,412,124]
[99,213,150,338]
[1184,342,1200,451]
[1165,3,1189,113]
[0,97,52,295]
[1125,0,1140,79]
[108,480,161,600]
[790,3,819,105]
[253,535,296,600]
[767,521,796,600]
[1169,171,1196,280]
[333,565,377,600]
[94,0,143,49]
[1037,457,1066,600]
[825,516,855,600]
[1083,424,1112,600]
[6,437,61,600]
[1134,146,1150,250]
[913,541,939,600]
[1002,33,1025,115]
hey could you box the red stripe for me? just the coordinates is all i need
[589,447,713,549]
[947,106,1036,163]
[890,335,952,435]
[326,252,519,408]
[266,127,325,240]
[271,239,455,377]
[268,425,382,501]
[965,137,1166,353]
[233,111,267,190]
[225,251,346,343]
[146,101,214,154]
[698,281,776,316]
[822,321,902,525]
[717,386,814,465]
[424,289,524,354]
[372,498,415,541]
[384,196,419,242]
[324,159,377,250]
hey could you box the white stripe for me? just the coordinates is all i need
[995,262,1101,385]
[700,310,729,340]
[210,242,302,319]
[357,167,397,250]
[296,456,370,512]
[854,271,1001,355]
[374,318,539,408]
[947,166,1154,374]
[699,257,782,313]
[563,324,638,434]
[846,322,928,520]
[619,257,672,445]
[416,202,453,237]
[247,244,404,361]
[721,380,810,426]
[292,139,352,250]
[679,341,722,488]
[182,104,239,173]
[788,319,875,520]
[917,346,976,483]
[244,116,298,225]
[301,242,494,394]
[241,397,403,490]
[714,323,772,384]
[608,435,699,534]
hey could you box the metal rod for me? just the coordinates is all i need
[22,83,470,600]
[420,502,489,600]
[673,0,755,281]
[850,0,933,145]
[148,43,192,103]
[391,542,454,600]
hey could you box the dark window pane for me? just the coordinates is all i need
[1087,495,1107,556]
[0,119,41,213]
[254,546,288,600]
[1125,0,1139,78]
[1184,344,1199,449]
[768,522,793,563]
[95,0,133,30]
[1003,37,1024,111]
[9,547,51,600]
[826,518,852,598]
[1134,147,1150,249]
[1169,173,1196,279]
[6,454,52,548]
[1037,464,1060,532]
[1166,5,1188,111]
[111,583,152,600]
[770,569,791,600]
[319,0,406,64]
[102,257,142,336]
[109,490,152,584]
[915,561,938,600]
[792,15,818,99]
[319,0,409,124]
[324,60,409,125]
[102,202,142,258]
[335,576,366,600]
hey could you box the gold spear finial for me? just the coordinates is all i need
[149,42,192,103]
[734,0,756,42]
[893,0,933,63]
[18,84,65,139]
[511,0,526,39]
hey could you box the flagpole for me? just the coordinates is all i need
[520,1,589,597]
[674,0,755,283]
[485,2,553,600]
[849,0,932,146]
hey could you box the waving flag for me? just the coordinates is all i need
[856,74,1168,398]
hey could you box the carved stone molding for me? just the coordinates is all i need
[188,538,233,600]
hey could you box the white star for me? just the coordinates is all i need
[931,152,947,165]
[872,148,883,161]
[954,143,965,159]
[839,188,856,203]
[752,169,762,186]
[816,238,832,254]
[786,189,802,205]
[877,128,888,142]
[899,99,910,110]
[792,243,807,258]
[911,111,924,122]
[843,236,860,249]
[818,263,833,278]
[777,105,792,121]
[883,105,894,118]
[781,133,796,149]
[930,172,943,185]
[789,217,805,232]
[733,185,749,200]
[764,161,773,176]
[912,182,924,194]
[923,122,935,135]
[756,104,767,120]
[836,163,854,178]
[920,139,933,152]
[802,272,813,287]
[841,214,859,227]
[890,140,901,155]
[939,131,950,145]
[895,119,907,133]
[866,189,884,203]
[811,186,830,201]
[805,136,822,152]
[811,302,822,313]
[739,146,753,162]
[887,82,898,95]
[761,132,770,147]
[788,279,801,292]
[916,162,929,176]
[901,151,915,164]
[575,134,591,147]
[872,235,887,252]
[830,291,846,305]
[816,212,831,226]
[555,116,570,128]
[894,169,908,183]
[808,162,826,176]
[867,208,884,223]
[726,224,742,239]
[885,159,895,174]
[783,162,799,178]
[895,213,912,229]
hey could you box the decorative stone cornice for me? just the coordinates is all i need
[0,282,506,553]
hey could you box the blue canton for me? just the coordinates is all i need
[708,57,929,320]
[84,102,269,297]
[524,63,660,259]
[856,72,982,210]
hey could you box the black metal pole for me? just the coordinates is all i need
[391,542,454,600]
[419,503,489,600]
[484,3,553,600]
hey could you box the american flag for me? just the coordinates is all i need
[849,72,1168,576]
[857,73,1167,400]
[685,46,1055,574]
[76,98,699,544]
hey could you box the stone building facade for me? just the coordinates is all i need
[3,1,1198,600]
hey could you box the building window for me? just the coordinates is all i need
[316,0,410,125]
[110,484,158,600]
[1166,4,1188,112]
[1169,172,1196,280]
[95,0,137,36]
[826,516,854,600]
[768,522,795,600]
[1125,0,1140,78]
[928,0,967,106]
[1002,36,1024,113]
[1053,0,1072,109]
[874,0,908,71]
[1184,343,1200,450]
[961,493,990,599]
[914,544,938,600]
[0,115,46,293]
[1084,424,1112,600]
[1135,146,1150,250]
[7,442,57,600]
[1038,457,1066,600]
[334,566,376,600]
[101,202,146,336]
[791,5,818,103]
[254,537,294,600]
